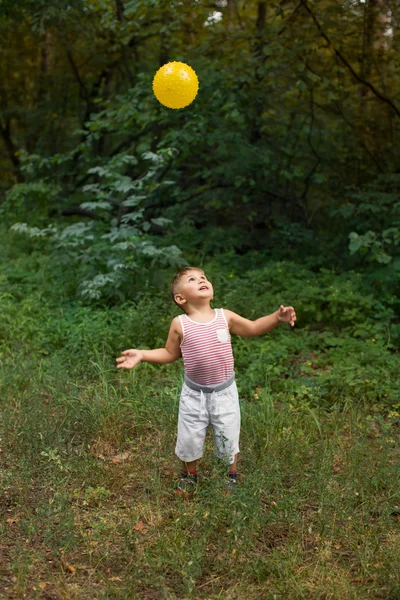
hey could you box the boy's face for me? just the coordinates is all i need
[174,269,214,308]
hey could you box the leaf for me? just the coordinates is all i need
[82,184,101,194]
[122,195,147,208]
[87,166,111,178]
[151,217,172,227]
[307,71,321,83]
[296,80,307,91]
[80,202,112,210]
[120,212,143,224]
[281,170,293,181]
[142,151,164,165]
[112,178,136,194]
[349,232,362,254]
[111,451,130,463]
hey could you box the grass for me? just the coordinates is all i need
[0,237,399,598]
[0,354,399,600]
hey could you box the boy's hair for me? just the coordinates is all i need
[170,267,205,312]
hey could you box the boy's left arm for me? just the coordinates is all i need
[225,306,296,338]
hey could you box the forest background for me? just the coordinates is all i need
[0,1,399,599]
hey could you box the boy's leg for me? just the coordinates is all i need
[176,459,198,496]
[226,452,239,492]
[229,453,238,473]
[211,382,241,481]
[175,385,209,496]
[182,459,198,474]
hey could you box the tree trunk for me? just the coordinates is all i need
[226,0,235,32]
[37,30,51,106]
[115,0,125,22]
[0,118,23,181]
[249,2,267,143]
[360,0,388,85]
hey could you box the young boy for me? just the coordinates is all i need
[116,267,296,495]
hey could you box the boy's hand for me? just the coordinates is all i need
[116,349,143,369]
[277,305,296,327]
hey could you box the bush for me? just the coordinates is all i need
[0,182,55,226]
[1,239,399,412]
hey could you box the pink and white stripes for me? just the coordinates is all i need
[179,309,234,385]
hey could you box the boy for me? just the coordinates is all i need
[116,267,296,495]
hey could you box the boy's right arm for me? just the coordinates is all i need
[116,317,182,369]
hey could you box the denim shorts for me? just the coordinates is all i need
[175,373,240,464]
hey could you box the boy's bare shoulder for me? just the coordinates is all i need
[222,308,235,323]
[171,315,183,335]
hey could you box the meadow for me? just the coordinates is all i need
[0,230,399,600]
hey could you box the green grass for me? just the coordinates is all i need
[0,355,399,600]
[0,235,399,598]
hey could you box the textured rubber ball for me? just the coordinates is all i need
[152,62,199,109]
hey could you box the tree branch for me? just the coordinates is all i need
[59,206,107,220]
[278,2,302,36]
[332,101,384,172]
[66,51,89,101]
[299,0,400,119]
[301,87,321,198]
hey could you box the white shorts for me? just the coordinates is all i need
[175,379,240,464]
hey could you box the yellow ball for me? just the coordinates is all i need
[152,61,199,109]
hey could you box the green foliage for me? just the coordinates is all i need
[1,228,399,411]
[2,0,400,279]
[332,174,400,265]
[326,174,400,308]
[1,182,55,226]
[8,149,186,302]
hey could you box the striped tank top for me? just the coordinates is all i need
[179,308,234,386]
